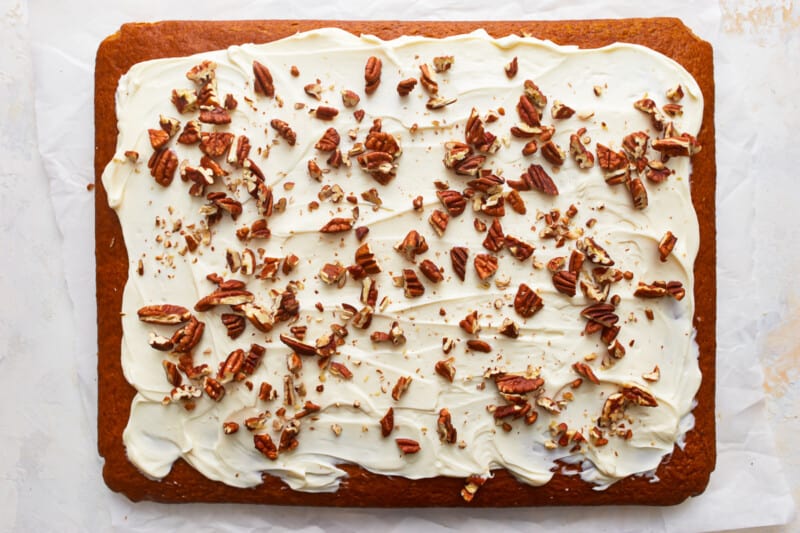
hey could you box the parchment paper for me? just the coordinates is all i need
[15,0,796,530]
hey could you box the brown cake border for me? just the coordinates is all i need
[95,18,716,506]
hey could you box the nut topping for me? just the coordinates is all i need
[581,303,619,328]
[392,376,412,401]
[137,304,191,325]
[459,310,481,335]
[437,408,457,444]
[380,407,394,437]
[221,313,246,339]
[355,243,382,274]
[435,357,456,382]
[658,231,678,261]
[278,334,317,356]
[254,433,278,460]
[270,119,297,146]
[509,164,558,195]
[651,133,702,157]
[577,237,614,266]
[514,284,543,318]
[315,127,340,151]
[540,141,566,166]
[437,190,467,216]
[428,209,450,237]
[396,78,418,96]
[551,100,575,119]
[474,254,498,281]
[498,318,519,339]
[395,230,429,262]
[364,56,382,94]
[504,235,535,261]
[450,246,468,281]
[505,56,518,78]
[466,339,492,353]
[319,217,353,233]
[572,362,600,384]
[148,149,178,186]
[552,270,577,297]
[402,269,425,298]
[194,288,254,312]
[433,56,454,72]
[482,218,504,253]
[419,259,444,283]
[419,64,438,94]
[395,438,420,455]
[252,61,274,97]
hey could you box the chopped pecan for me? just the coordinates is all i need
[505,56,518,78]
[357,151,396,184]
[498,318,519,338]
[433,56,454,72]
[397,78,418,96]
[651,133,701,157]
[395,230,429,262]
[572,362,599,384]
[169,316,205,354]
[269,119,297,146]
[437,190,467,216]
[223,421,239,435]
[509,164,558,195]
[474,254,498,281]
[540,140,566,166]
[218,348,245,382]
[392,376,412,401]
[504,235,535,261]
[569,131,595,169]
[380,407,394,437]
[428,209,450,237]
[666,84,684,101]
[494,372,544,395]
[340,89,360,108]
[437,408,457,444]
[450,246,468,281]
[171,88,198,114]
[643,366,661,382]
[514,284,543,318]
[435,357,456,382]
[396,438,420,454]
[505,190,526,214]
[162,360,182,387]
[242,344,265,375]
[355,242,381,274]
[315,128,340,152]
[551,100,575,119]
[364,56,382,94]
[354,226,369,242]
[418,259,444,283]
[258,382,274,401]
[468,172,504,194]
[314,106,339,120]
[461,475,487,503]
[319,262,347,287]
[426,95,457,109]
[629,177,648,210]
[137,304,191,325]
[198,131,234,159]
[621,383,658,407]
[319,217,353,233]
[148,128,170,150]
[523,80,547,108]
[578,237,614,266]
[517,94,541,127]
[552,270,577,297]
[482,218,504,253]
[480,193,505,217]
[402,269,425,298]
[645,159,673,183]
[658,231,677,262]
[328,361,353,380]
[254,433,278,460]
[419,64,438,94]
[279,334,317,356]
[148,333,173,351]
[204,377,225,401]
[459,310,481,335]
[443,141,472,169]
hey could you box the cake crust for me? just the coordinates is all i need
[95,19,716,506]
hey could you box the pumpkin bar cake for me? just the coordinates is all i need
[95,19,716,506]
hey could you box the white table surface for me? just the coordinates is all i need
[1,0,798,531]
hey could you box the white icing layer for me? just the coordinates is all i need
[102,28,703,493]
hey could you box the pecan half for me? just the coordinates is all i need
[397,78,418,96]
[279,334,317,356]
[252,61,274,97]
[148,148,178,186]
[204,377,225,401]
[437,408,457,444]
[419,259,444,283]
[517,94,541,127]
[328,361,353,380]
[540,141,566,166]
[450,246,468,281]
[380,407,394,437]
[395,230,429,262]
[494,373,544,395]
[315,127,340,152]
[137,304,191,325]
[552,270,577,297]
[199,132,234,158]
[572,362,599,384]
[514,284,543,318]
[437,190,467,216]
[505,190,526,214]
[364,56,382,94]
[581,303,619,328]
[466,339,492,353]
[629,178,648,210]
[194,288,254,312]
[395,438,420,454]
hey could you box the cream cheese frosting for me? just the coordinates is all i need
[102,28,703,493]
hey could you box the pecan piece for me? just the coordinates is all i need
[651,133,702,157]
[552,270,577,297]
[514,284,543,318]
[425,95,457,109]
[570,131,595,169]
[252,61,274,97]
[397,78,418,96]
[540,140,566,166]
[509,164,558,195]
[467,339,492,353]
[474,254,498,282]
[269,119,297,146]
[254,433,278,460]
[328,361,353,380]
[621,383,659,407]
[355,243,381,274]
[171,89,198,114]
[577,237,614,266]
[419,64,438,94]
[319,217,353,233]
[581,303,619,328]
[498,318,519,339]
[148,148,178,186]
[169,316,205,354]
[364,56,382,94]
[314,127,340,152]
[319,262,347,287]
[505,190,526,214]
[504,235,535,261]
[505,56,518,78]
[162,360,182,387]
[395,230,429,262]
[459,310,481,335]
[437,190,467,216]
[482,218,504,253]
[379,407,394,437]
[428,209,450,237]
[221,313,246,339]
[435,357,456,382]
[634,98,665,131]
[437,408,457,444]
[450,246,468,281]
[148,128,170,150]
[551,100,575,119]
[402,269,425,298]
[419,259,444,283]
[194,288,254,312]
[392,376,412,401]
[204,377,225,401]
[629,177,648,210]
[572,362,599,384]
[137,304,191,325]
[396,438,420,455]
[494,373,544,395]
[517,94,541,127]
[279,334,317,356]
[659,231,677,262]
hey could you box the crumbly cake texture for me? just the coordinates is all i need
[95,19,716,506]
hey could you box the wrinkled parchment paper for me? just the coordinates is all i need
[16,0,796,530]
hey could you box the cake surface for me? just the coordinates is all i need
[95,19,716,506]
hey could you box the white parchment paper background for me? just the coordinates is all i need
[0,0,794,530]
